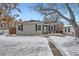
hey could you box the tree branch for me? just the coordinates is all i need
[65,3,75,21]
[65,3,78,27]
[38,8,69,22]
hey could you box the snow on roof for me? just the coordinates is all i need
[64,25,72,27]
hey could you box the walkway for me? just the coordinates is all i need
[42,34,63,56]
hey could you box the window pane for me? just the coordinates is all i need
[51,26,53,30]
[68,27,70,32]
[18,25,21,30]
[38,25,41,30]
[18,24,23,31]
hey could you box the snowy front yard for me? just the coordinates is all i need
[0,35,53,56]
[49,36,79,56]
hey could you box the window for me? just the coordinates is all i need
[65,27,66,32]
[51,26,53,30]
[38,25,41,30]
[18,25,20,30]
[68,27,70,32]
[18,24,23,31]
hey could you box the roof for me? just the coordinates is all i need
[23,21,43,25]
[64,25,72,27]
[27,20,41,22]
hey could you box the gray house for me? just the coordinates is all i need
[16,20,64,35]
[0,23,9,35]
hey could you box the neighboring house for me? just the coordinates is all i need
[63,22,79,36]
[63,25,75,36]
[16,20,64,35]
[0,18,20,35]
[0,17,11,35]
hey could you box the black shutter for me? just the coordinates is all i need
[49,25,50,31]
[49,25,51,33]
[21,24,23,31]
[35,24,37,31]
[65,27,66,32]
[54,25,55,31]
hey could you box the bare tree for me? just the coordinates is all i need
[31,3,79,38]
[0,3,21,27]
[43,12,62,23]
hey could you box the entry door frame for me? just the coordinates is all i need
[43,25,50,34]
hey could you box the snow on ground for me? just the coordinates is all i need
[0,35,53,56]
[49,36,79,56]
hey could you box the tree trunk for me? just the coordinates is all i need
[65,4,79,38]
[74,28,79,38]
[70,20,79,38]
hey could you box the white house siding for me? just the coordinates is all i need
[63,26,75,36]
[16,22,43,35]
[16,21,64,35]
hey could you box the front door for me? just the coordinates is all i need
[43,25,50,34]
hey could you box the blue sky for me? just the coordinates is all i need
[12,3,43,21]
[13,3,79,24]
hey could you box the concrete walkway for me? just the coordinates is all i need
[41,34,63,56]
[48,41,63,56]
